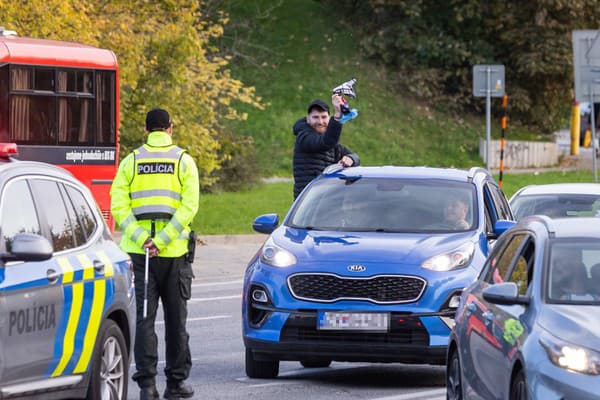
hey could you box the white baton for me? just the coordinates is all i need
[143,247,149,319]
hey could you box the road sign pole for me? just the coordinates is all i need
[573,30,600,182]
[591,89,598,182]
[473,64,505,172]
[486,67,492,171]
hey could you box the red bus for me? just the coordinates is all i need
[0,29,119,230]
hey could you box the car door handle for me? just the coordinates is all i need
[465,302,476,316]
[93,259,105,274]
[482,311,494,325]
[46,269,60,283]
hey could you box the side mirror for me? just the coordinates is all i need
[488,219,517,240]
[482,282,529,305]
[0,233,53,263]
[252,214,279,234]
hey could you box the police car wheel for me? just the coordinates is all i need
[86,319,128,400]
[300,359,331,368]
[245,348,279,379]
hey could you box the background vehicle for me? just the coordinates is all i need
[0,30,119,230]
[509,183,600,220]
[0,144,134,399]
[243,165,514,378]
[447,215,600,400]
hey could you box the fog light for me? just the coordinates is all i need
[448,294,461,309]
[252,289,268,303]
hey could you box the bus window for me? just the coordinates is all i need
[0,36,120,231]
[0,65,8,141]
[97,70,116,146]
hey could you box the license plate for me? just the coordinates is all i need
[317,312,389,331]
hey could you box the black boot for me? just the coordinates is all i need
[140,385,159,400]
[163,381,194,399]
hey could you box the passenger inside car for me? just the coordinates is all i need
[443,195,470,230]
[550,249,596,301]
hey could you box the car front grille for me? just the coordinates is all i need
[287,273,426,304]
[280,313,429,345]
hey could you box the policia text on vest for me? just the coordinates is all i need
[138,162,175,174]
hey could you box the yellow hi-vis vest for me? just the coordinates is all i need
[131,144,184,221]
[111,131,199,257]
[126,144,189,255]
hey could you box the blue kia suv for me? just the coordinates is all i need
[243,165,514,378]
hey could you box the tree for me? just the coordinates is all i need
[330,0,600,132]
[0,0,263,187]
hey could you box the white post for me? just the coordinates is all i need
[590,90,598,182]
[486,66,492,171]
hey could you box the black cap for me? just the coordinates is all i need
[145,108,171,131]
[307,99,329,114]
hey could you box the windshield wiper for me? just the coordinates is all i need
[289,225,323,231]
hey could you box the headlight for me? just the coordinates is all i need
[260,238,297,268]
[540,330,600,375]
[422,242,474,271]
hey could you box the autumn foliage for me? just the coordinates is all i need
[0,0,263,187]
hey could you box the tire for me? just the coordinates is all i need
[245,348,279,379]
[446,348,462,400]
[86,319,128,400]
[300,360,332,368]
[509,369,528,400]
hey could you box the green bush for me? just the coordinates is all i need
[205,133,260,193]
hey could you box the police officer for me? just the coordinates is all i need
[110,108,199,400]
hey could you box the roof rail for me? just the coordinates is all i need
[322,163,344,175]
[467,167,491,181]
[0,27,17,37]
[521,214,556,235]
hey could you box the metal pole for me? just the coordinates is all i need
[499,95,508,188]
[591,89,598,182]
[486,66,492,171]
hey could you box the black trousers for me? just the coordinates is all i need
[130,253,194,388]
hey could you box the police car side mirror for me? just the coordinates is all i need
[0,233,53,263]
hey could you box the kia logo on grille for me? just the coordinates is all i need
[347,265,366,272]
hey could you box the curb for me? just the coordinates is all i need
[197,234,266,246]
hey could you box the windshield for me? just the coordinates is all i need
[511,194,600,220]
[547,241,600,304]
[288,177,477,233]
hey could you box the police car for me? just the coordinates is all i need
[0,143,135,399]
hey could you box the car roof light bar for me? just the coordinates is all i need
[0,143,18,158]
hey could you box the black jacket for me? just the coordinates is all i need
[292,117,360,199]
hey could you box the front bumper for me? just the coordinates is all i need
[245,337,446,365]
[244,307,450,365]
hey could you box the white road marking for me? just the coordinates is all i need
[189,294,241,302]
[155,315,231,325]
[370,388,446,400]
[192,279,243,288]
[236,364,372,387]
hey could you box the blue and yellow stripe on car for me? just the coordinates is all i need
[46,250,116,377]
